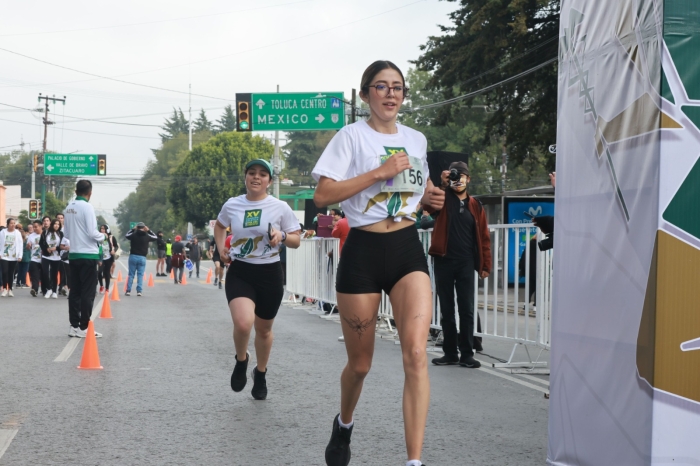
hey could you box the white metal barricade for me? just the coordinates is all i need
[286,225,553,368]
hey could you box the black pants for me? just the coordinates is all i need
[29,262,42,292]
[189,259,200,277]
[0,260,18,290]
[59,261,68,290]
[98,257,114,290]
[68,259,98,331]
[41,258,60,294]
[174,266,184,283]
[434,256,482,359]
[166,256,172,273]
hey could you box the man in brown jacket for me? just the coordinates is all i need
[425,161,491,368]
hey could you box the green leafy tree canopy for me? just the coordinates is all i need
[168,132,274,227]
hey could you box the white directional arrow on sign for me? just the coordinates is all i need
[46,164,54,172]
[256,99,265,109]
[315,114,325,123]
[89,156,94,161]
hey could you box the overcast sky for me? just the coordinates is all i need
[1,0,457,211]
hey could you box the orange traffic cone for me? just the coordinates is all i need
[147,273,154,287]
[123,280,128,293]
[77,321,103,370]
[111,283,121,302]
[26,273,31,287]
[181,273,187,285]
[117,270,123,282]
[205,269,212,284]
[169,269,174,279]
[100,294,113,319]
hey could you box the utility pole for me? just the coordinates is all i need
[188,84,193,151]
[38,93,66,196]
[273,84,280,199]
[351,89,357,124]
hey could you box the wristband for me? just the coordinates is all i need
[281,231,287,243]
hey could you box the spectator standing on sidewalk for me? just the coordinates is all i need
[16,226,31,288]
[27,220,43,297]
[330,209,349,255]
[0,218,24,297]
[165,238,173,274]
[186,236,202,278]
[62,180,106,338]
[427,161,491,368]
[39,219,63,299]
[171,235,186,284]
[156,231,167,276]
[124,222,157,296]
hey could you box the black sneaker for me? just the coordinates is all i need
[459,356,481,368]
[230,353,249,392]
[325,414,352,466]
[431,355,459,366]
[214,278,218,286]
[218,282,222,290]
[251,366,267,400]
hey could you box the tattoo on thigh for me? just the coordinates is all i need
[342,314,375,340]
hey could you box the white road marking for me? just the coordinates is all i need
[53,294,105,363]
[0,429,18,460]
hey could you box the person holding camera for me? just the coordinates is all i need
[125,222,157,296]
[426,161,491,369]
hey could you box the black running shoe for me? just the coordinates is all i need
[230,353,249,392]
[459,356,481,368]
[431,355,459,366]
[325,414,352,466]
[218,282,222,290]
[251,366,267,400]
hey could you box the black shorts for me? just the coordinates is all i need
[225,260,285,320]
[336,225,429,295]
[212,253,221,263]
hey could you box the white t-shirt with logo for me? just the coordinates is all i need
[27,232,42,263]
[43,231,62,261]
[0,229,22,261]
[216,195,300,264]
[312,120,429,229]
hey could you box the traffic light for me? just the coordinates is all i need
[33,154,38,172]
[37,200,42,216]
[236,93,252,131]
[29,200,39,219]
[98,154,107,176]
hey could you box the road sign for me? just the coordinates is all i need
[44,154,107,176]
[237,92,345,131]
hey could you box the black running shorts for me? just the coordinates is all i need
[225,260,285,320]
[336,225,429,295]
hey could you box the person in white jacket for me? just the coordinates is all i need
[0,218,24,297]
[62,180,106,338]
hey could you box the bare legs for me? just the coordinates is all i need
[336,271,432,461]
[228,297,275,369]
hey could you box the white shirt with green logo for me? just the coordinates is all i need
[27,232,42,263]
[217,195,300,264]
[312,120,429,228]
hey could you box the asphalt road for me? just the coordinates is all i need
[0,259,549,465]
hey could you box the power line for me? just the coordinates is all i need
[0,0,425,97]
[0,0,313,37]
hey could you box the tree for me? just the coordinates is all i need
[168,132,274,227]
[283,131,336,186]
[159,108,189,143]
[193,109,213,133]
[214,105,236,133]
[413,0,559,169]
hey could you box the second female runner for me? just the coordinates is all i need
[214,159,301,400]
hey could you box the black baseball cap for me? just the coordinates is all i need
[449,161,470,176]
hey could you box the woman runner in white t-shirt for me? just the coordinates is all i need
[312,61,445,466]
[214,159,301,400]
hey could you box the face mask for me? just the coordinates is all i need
[449,174,468,193]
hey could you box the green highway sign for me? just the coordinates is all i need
[44,153,107,176]
[236,92,345,131]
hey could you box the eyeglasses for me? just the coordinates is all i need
[459,200,465,214]
[368,84,408,97]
